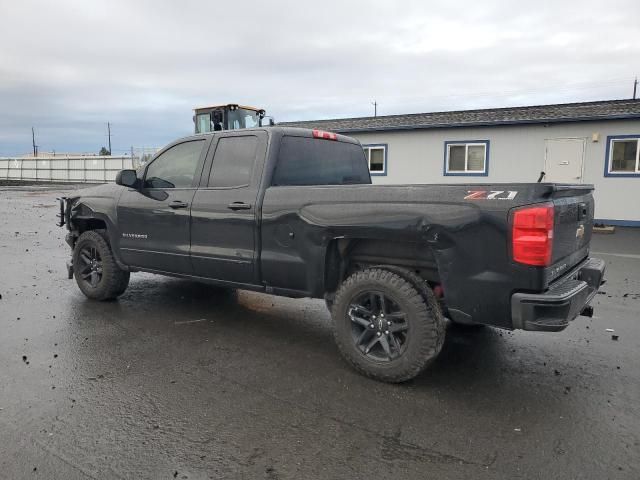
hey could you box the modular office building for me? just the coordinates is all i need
[284,99,640,226]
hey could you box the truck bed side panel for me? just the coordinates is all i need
[261,183,564,329]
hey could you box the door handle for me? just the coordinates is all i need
[227,202,252,210]
[169,200,189,209]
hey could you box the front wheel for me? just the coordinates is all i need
[331,267,444,383]
[73,230,130,301]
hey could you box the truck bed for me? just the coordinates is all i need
[261,182,595,329]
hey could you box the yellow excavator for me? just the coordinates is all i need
[193,104,273,133]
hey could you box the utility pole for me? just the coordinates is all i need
[634,77,638,100]
[31,127,38,157]
[371,101,378,117]
[107,122,112,155]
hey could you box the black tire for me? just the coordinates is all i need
[73,230,130,300]
[332,267,445,383]
[375,265,446,350]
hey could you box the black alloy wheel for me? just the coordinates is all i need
[331,267,445,383]
[348,291,409,361]
[76,245,104,289]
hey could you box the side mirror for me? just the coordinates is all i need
[116,169,139,188]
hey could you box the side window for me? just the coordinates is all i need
[444,141,489,176]
[144,140,204,189]
[208,136,258,188]
[606,136,640,175]
[195,113,211,134]
[363,144,387,175]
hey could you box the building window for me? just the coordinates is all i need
[444,140,489,176]
[605,136,640,176]
[363,144,387,176]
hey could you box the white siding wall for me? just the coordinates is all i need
[351,119,640,223]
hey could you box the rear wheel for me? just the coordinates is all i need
[332,267,445,383]
[73,230,130,300]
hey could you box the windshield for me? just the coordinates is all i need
[227,108,260,130]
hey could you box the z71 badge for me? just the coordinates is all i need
[464,190,518,200]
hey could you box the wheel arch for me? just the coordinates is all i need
[323,237,442,296]
[69,203,128,270]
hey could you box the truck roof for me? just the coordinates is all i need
[186,126,361,145]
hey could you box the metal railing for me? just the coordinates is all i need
[0,156,142,183]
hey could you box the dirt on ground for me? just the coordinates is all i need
[1,185,639,479]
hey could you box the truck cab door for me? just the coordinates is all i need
[116,138,208,274]
[190,131,267,285]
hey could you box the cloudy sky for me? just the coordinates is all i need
[0,0,638,156]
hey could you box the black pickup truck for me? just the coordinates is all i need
[58,127,605,382]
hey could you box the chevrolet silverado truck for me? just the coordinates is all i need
[57,127,605,382]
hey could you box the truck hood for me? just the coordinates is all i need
[63,183,125,239]
[72,183,124,200]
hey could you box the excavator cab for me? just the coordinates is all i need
[194,104,273,133]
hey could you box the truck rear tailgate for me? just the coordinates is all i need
[548,185,594,283]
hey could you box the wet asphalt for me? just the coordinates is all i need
[0,184,639,480]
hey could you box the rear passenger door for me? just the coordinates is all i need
[190,131,267,284]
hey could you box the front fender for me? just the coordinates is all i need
[66,184,128,269]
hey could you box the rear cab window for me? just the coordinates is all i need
[272,136,371,186]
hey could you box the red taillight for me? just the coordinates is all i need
[512,203,554,266]
[312,129,337,140]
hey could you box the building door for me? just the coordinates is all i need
[544,138,585,183]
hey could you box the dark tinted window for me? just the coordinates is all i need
[144,140,204,189]
[272,136,371,186]
[208,136,258,187]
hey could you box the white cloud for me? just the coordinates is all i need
[0,0,638,155]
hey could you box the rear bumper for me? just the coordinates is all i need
[511,257,605,332]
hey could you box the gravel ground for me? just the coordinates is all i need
[1,185,639,479]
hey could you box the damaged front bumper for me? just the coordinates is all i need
[57,197,75,278]
[511,257,606,332]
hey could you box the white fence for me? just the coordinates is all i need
[0,156,140,183]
